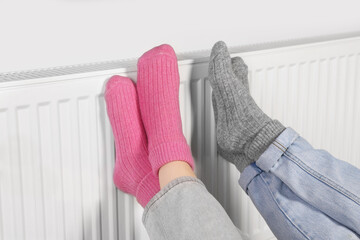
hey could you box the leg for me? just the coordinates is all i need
[144,174,242,240]
[240,163,360,240]
[256,128,360,235]
[105,74,242,240]
[208,41,360,237]
[143,161,241,240]
[158,161,196,188]
[104,75,160,208]
[135,44,242,239]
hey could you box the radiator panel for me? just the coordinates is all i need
[1,37,360,240]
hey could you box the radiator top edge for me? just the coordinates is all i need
[1,31,360,84]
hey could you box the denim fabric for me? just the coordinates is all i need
[240,128,360,239]
[143,176,242,240]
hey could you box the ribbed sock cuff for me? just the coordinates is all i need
[136,172,160,208]
[246,120,286,161]
[149,141,195,175]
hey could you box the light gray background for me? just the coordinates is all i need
[1,0,360,73]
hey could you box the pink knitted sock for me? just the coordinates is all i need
[105,75,160,208]
[137,44,194,175]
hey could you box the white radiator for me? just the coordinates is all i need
[1,34,360,240]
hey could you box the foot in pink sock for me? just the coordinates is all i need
[137,44,194,175]
[105,75,160,207]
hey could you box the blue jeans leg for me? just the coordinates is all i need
[256,128,360,235]
[240,164,359,240]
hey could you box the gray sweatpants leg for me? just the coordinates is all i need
[142,176,242,240]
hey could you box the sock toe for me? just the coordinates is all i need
[231,56,245,65]
[231,57,247,76]
[209,41,232,66]
[138,44,176,65]
[210,41,228,60]
[209,41,234,83]
[105,75,134,96]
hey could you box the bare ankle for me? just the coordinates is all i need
[158,161,196,189]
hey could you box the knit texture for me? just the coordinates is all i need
[137,44,194,175]
[105,75,160,207]
[208,41,285,172]
[212,57,249,171]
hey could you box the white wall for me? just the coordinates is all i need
[1,0,360,73]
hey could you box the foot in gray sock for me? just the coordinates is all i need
[212,57,249,170]
[208,41,285,172]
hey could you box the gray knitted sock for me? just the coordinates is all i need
[208,41,285,172]
[212,57,249,171]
